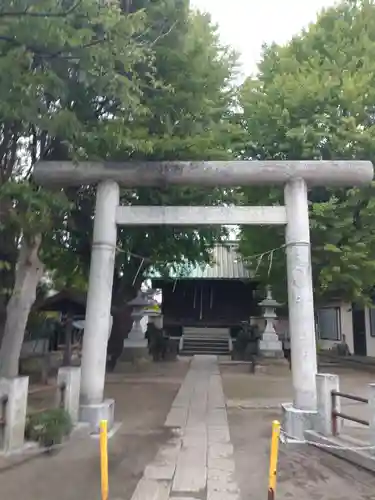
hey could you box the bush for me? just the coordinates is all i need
[148,327,167,361]
[165,338,178,361]
[232,324,260,361]
[25,408,73,448]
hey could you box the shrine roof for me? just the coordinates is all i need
[150,243,252,281]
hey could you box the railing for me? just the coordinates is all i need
[27,381,66,417]
[331,390,369,436]
[0,395,7,428]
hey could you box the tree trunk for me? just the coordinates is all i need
[0,234,44,378]
[106,302,134,371]
[0,232,18,344]
[106,282,139,371]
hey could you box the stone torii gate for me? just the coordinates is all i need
[34,160,373,435]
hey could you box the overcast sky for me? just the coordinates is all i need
[190,0,337,78]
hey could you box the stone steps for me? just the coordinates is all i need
[182,338,229,344]
[181,336,230,356]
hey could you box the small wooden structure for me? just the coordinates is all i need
[151,243,260,336]
[33,289,86,365]
[35,289,86,317]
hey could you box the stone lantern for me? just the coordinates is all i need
[143,288,157,301]
[258,286,283,357]
[124,291,157,349]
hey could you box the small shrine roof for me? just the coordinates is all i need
[150,243,252,281]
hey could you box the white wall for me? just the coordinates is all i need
[260,301,375,357]
[316,303,375,357]
[317,301,354,353]
[270,302,355,353]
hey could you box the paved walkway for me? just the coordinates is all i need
[130,355,239,500]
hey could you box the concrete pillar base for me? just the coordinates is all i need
[79,398,115,434]
[282,402,317,441]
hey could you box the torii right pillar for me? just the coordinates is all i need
[282,167,372,439]
[283,177,318,439]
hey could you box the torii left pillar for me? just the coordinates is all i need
[79,180,119,432]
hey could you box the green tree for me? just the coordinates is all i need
[238,0,375,304]
[48,1,242,365]
[0,0,242,374]
[0,182,68,376]
[0,0,150,376]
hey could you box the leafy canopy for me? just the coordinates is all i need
[238,0,375,303]
[47,1,242,294]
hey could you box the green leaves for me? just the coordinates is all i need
[0,181,69,238]
[0,0,151,168]
[24,1,241,292]
[238,0,375,303]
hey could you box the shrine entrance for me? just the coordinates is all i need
[34,159,373,435]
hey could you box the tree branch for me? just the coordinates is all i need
[0,0,82,18]
[0,34,107,59]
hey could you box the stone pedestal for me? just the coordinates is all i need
[259,333,283,358]
[282,402,317,441]
[122,315,149,361]
[57,366,81,424]
[79,399,115,434]
[122,341,149,361]
[316,373,340,436]
[282,373,342,441]
[122,292,160,361]
[258,287,284,358]
[0,376,29,452]
[128,316,146,343]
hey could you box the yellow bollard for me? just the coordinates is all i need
[100,420,109,500]
[267,420,281,500]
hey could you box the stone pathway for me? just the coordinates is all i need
[130,355,240,500]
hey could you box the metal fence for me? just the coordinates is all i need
[331,389,369,436]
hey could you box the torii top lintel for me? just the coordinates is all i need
[34,160,374,187]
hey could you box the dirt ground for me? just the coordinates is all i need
[2,357,375,500]
[0,359,190,500]
[221,362,375,500]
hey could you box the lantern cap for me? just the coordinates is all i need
[258,287,281,308]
